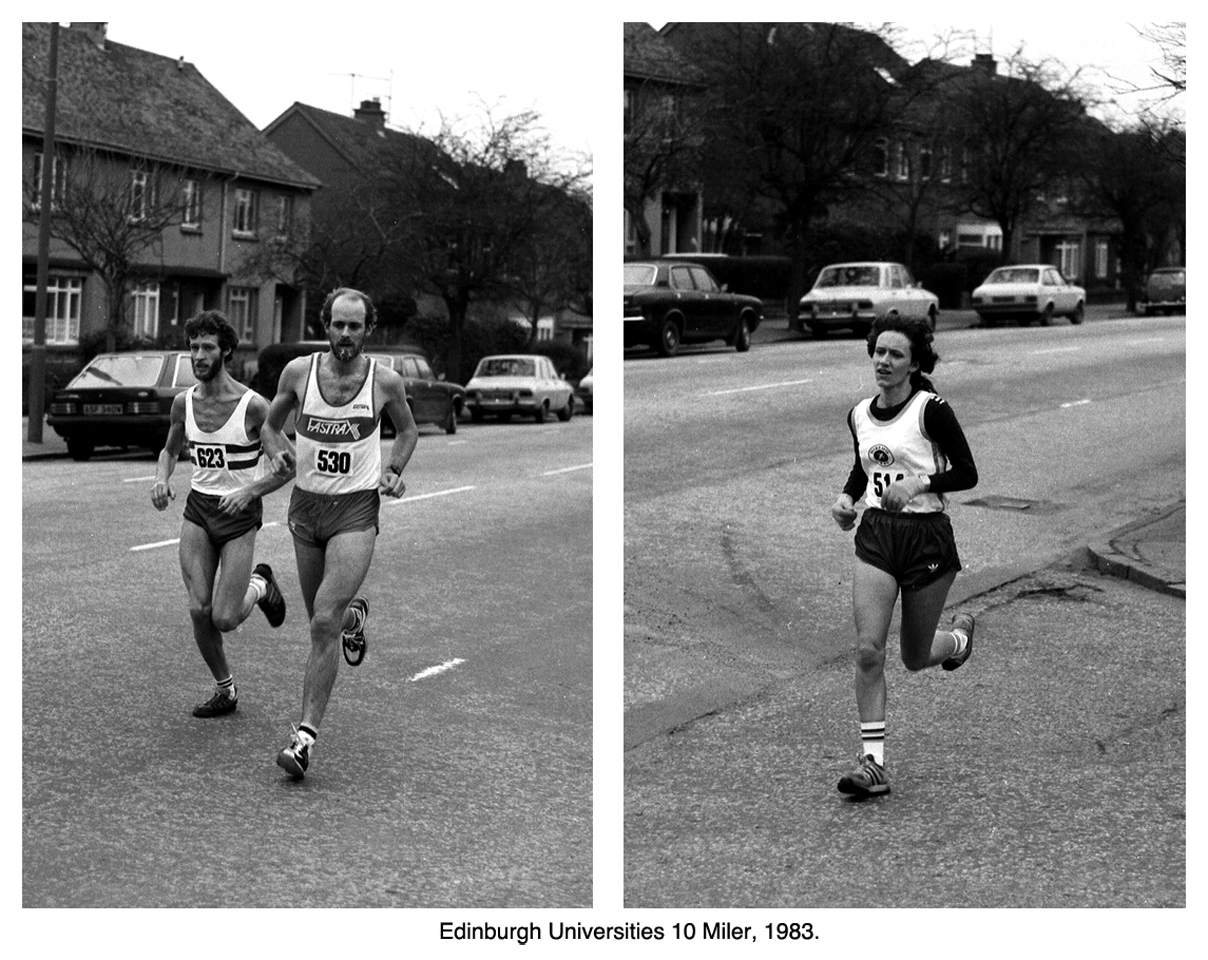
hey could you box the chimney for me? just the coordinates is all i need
[972,53,997,76]
[353,98,386,128]
[70,22,108,50]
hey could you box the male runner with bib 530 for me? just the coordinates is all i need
[262,288,419,778]
[151,311,290,719]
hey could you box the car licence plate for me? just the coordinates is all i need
[84,403,124,415]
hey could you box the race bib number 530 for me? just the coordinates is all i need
[316,448,352,475]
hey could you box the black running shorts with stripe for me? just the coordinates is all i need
[288,487,380,547]
[183,490,263,547]
[853,507,961,590]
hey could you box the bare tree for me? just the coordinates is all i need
[23,144,194,351]
[387,104,591,382]
[948,48,1089,261]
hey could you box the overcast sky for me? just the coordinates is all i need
[103,15,600,164]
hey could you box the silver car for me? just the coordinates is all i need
[800,262,939,337]
[464,354,575,423]
[971,264,1086,327]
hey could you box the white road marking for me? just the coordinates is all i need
[124,475,157,483]
[543,463,593,476]
[386,484,477,506]
[409,658,466,682]
[131,538,180,552]
[1030,347,1082,356]
[705,378,813,396]
[1061,399,1092,408]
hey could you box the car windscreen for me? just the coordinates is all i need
[478,358,535,377]
[623,264,658,286]
[987,268,1039,284]
[817,266,880,287]
[173,355,198,387]
[69,354,167,388]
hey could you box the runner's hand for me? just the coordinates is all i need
[270,450,295,478]
[151,480,175,511]
[832,496,857,530]
[881,477,927,512]
[379,467,406,498]
[217,487,255,516]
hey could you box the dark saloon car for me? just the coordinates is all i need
[1140,266,1185,316]
[624,260,763,357]
[47,350,197,460]
[254,342,464,436]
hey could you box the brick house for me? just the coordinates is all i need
[22,22,320,372]
[624,22,706,256]
[265,99,592,357]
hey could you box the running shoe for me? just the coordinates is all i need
[942,612,975,671]
[193,685,237,718]
[276,727,311,779]
[342,597,369,667]
[253,563,286,628]
[837,754,890,797]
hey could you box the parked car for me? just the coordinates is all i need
[254,342,463,435]
[799,262,939,337]
[624,260,763,357]
[1139,266,1185,316]
[46,350,197,460]
[574,367,593,414]
[971,264,1086,327]
[464,354,575,423]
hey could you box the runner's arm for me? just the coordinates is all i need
[260,359,304,477]
[151,393,187,511]
[922,398,978,494]
[377,367,419,498]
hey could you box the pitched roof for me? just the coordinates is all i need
[624,22,706,87]
[22,22,320,190]
[263,101,435,172]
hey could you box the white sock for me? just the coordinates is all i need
[951,628,968,658]
[248,575,267,604]
[860,721,885,765]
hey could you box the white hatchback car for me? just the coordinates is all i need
[971,264,1086,327]
[464,354,575,423]
[799,262,939,337]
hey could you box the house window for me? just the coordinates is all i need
[1095,240,1109,279]
[131,282,161,338]
[895,142,911,181]
[940,145,952,182]
[919,146,933,180]
[182,179,202,229]
[275,194,294,238]
[23,274,83,344]
[32,152,66,210]
[227,286,257,341]
[872,138,888,177]
[1057,240,1080,278]
[233,188,258,237]
[130,169,153,221]
[961,146,971,184]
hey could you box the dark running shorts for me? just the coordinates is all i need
[183,490,263,547]
[854,507,961,589]
[288,487,380,547]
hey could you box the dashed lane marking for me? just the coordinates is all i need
[386,484,477,506]
[1030,347,1082,355]
[705,378,814,396]
[409,658,466,681]
[130,520,281,552]
[124,475,157,483]
[542,463,592,476]
[1060,399,1092,408]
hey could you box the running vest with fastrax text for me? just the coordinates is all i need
[295,353,382,494]
[851,390,948,513]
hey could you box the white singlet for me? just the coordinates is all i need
[295,353,382,495]
[851,390,948,514]
[185,387,262,496]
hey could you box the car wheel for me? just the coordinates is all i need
[533,402,547,424]
[809,323,827,339]
[67,438,94,461]
[733,316,752,352]
[470,407,485,423]
[1039,303,1054,327]
[499,412,512,423]
[558,395,574,421]
[927,306,937,331]
[1016,315,1034,327]
[444,402,458,434]
[1070,302,1085,325]
[657,318,681,357]
[854,324,871,339]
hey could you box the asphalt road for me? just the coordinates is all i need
[623,313,1185,907]
[22,416,593,908]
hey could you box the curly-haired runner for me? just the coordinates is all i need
[151,311,291,719]
[830,315,979,797]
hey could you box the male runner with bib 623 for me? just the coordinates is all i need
[261,287,419,779]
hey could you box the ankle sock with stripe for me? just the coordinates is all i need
[861,721,885,765]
